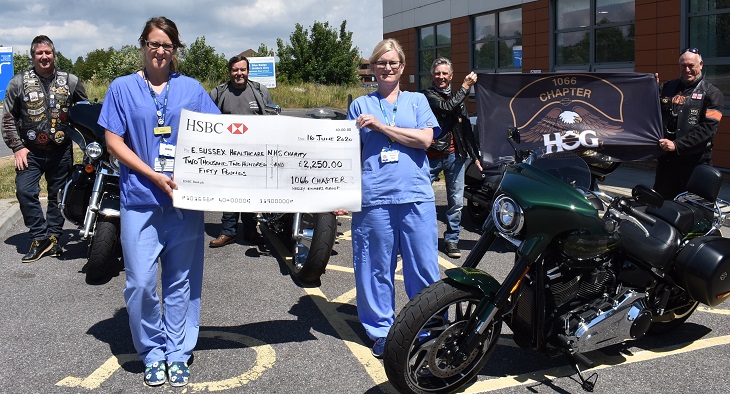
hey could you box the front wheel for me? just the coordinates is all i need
[86,217,120,281]
[288,213,337,284]
[384,280,502,394]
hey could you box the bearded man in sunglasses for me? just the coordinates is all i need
[654,47,724,199]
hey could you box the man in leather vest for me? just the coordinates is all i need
[654,48,724,199]
[422,57,481,258]
[208,54,273,248]
[2,35,88,263]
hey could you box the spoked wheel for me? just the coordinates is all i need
[288,212,337,284]
[648,285,699,335]
[384,280,502,394]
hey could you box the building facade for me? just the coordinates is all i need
[383,0,730,168]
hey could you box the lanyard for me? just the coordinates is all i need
[377,90,399,127]
[143,68,171,126]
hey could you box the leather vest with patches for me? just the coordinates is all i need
[19,69,71,148]
[660,78,709,141]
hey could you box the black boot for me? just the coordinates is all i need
[47,235,63,258]
[22,238,54,263]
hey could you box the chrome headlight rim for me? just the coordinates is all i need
[86,141,103,159]
[492,195,524,235]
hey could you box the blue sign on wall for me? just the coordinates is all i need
[0,47,14,101]
[512,45,522,68]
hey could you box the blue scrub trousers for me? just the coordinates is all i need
[352,202,440,340]
[120,205,204,365]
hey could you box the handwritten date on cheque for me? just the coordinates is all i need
[173,109,362,213]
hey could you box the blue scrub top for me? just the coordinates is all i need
[99,72,221,209]
[348,91,441,207]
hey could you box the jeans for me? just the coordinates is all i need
[219,212,258,236]
[428,152,466,243]
[15,145,73,241]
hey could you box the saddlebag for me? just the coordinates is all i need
[674,236,730,307]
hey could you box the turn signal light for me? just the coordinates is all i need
[84,164,95,174]
[717,291,730,301]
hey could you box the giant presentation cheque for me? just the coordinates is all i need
[173,109,362,213]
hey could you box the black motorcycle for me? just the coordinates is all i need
[257,106,341,285]
[59,102,121,280]
[383,132,730,393]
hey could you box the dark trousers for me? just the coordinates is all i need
[653,152,707,200]
[15,145,73,241]
[219,212,258,236]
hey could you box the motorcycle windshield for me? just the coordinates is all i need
[524,148,592,190]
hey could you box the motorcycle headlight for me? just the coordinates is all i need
[86,142,103,159]
[109,155,120,171]
[492,195,524,235]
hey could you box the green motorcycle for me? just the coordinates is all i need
[383,137,730,393]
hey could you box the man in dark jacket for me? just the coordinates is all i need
[208,54,273,247]
[654,48,724,199]
[2,35,88,263]
[422,57,481,258]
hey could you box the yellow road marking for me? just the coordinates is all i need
[303,286,398,394]
[56,353,137,389]
[698,306,730,315]
[462,334,730,393]
[55,331,275,391]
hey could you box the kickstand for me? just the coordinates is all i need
[567,352,598,392]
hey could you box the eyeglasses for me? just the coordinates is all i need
[145,40,175,51]
[374,61,402,69]
[681,47,700,55]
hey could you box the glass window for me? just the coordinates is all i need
[471,7,522,72]
[418,22,451,90]
[554,0,634,71]
[557,0,590,29]
[687,3,730,110]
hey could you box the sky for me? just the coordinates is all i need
[0,0,384,62]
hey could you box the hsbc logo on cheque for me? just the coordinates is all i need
[185,119,248,134]
[228,123,248,134]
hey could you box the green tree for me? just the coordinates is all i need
[178,36,227,85]
[95,45,142,82]
[55,51,73,72]
[253,43,275,57]
[75,47,114,81]
[276,20,360,85]
[13,52,31,74]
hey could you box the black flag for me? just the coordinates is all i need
[476,73,663,164]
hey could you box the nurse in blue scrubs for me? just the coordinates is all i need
[344,38,441,358]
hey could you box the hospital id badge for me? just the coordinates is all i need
[159,142,175,157]
[154,126,172,135]
[154,157,175,172]
[380,147,399,163]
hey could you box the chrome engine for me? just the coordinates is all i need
[558,288,653,353]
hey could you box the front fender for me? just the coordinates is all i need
[445,267,501,297]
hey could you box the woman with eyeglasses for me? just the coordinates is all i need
[98,16,220,387]
[340,38,441,358]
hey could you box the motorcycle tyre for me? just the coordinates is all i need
[86,218,120,282]
[287,213,337,284]
[466,198,489,228]
[383,279,502,394]
[648,300,698,335]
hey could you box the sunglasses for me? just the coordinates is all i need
[681,47,701,55]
